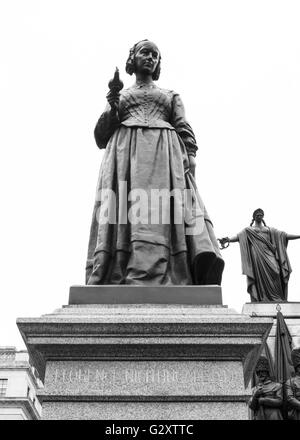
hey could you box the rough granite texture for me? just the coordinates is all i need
[44,360,245,396]
[17,298,273,420]
[42,401,249,420]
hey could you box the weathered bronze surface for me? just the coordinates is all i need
[219,209,300,302]
[285,348,300,420]
[248,356,283,420]
[85,40,224,285]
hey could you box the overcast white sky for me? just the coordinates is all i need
[1,0,300,349]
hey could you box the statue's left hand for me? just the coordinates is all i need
[189,155,196,177]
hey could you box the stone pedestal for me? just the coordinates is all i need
[17,286,272,420]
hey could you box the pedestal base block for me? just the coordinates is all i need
[17,287,273,420]
[42,401,249,421]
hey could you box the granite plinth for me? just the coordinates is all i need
[42,401,249,420]
[17,287,273,420]
[69,285,222,305]
[242,302,300,318]
[44,360,245,396]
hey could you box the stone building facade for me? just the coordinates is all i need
[0,347,42,420]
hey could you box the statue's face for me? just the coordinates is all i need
[254,211,264,223]
[256,369,269,382]
[134,42,160,76]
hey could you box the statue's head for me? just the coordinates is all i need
[255,356,270,381]
[252,208,264,221]
[291,348,300,373]
[250,208,265,226]
[126,40,161,80]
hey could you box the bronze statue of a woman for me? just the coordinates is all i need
[86,40,224,285]
[219,209,300,302]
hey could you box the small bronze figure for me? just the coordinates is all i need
[219,209,300,302]
[285,348,300,420]
[249,356,283,420]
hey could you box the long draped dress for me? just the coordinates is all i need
[237,227,292,301]
[86,84,224,285]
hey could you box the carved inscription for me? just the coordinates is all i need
[48,361,244,395]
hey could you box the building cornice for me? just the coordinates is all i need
[0,365,42,388]
[0,397,41,420]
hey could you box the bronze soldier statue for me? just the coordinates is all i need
[249,356,283,420]
[285,347,300,420]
